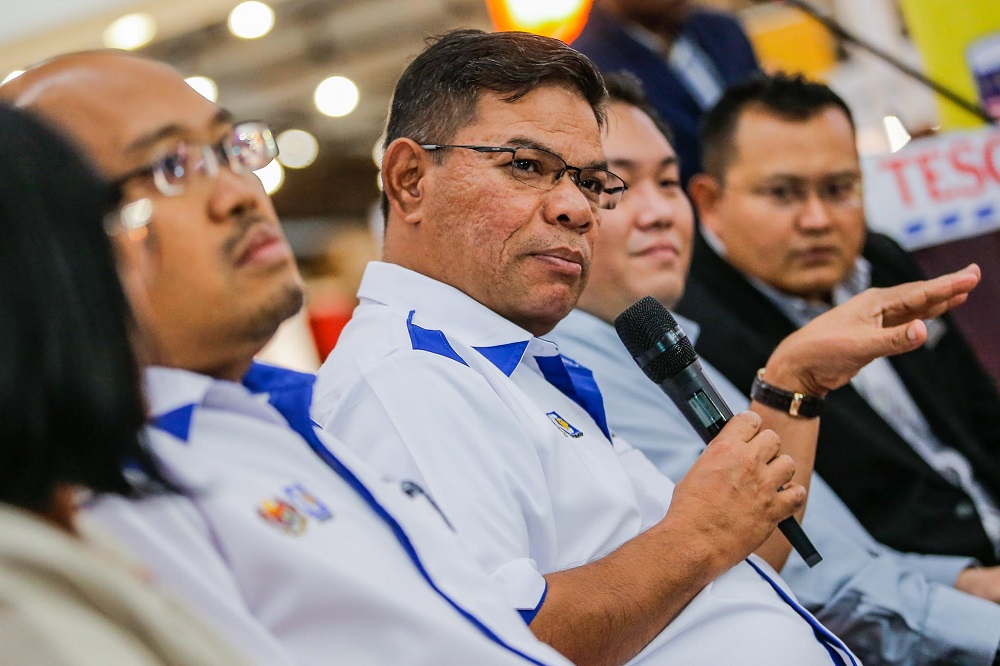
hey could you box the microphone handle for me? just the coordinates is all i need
[658,362,822,567]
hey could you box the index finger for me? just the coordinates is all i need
[879,264,980,328]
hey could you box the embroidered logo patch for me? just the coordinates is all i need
[285,483,333,521]
[258,499,308,534]
[547,411,583,438]
[257,483,333,535]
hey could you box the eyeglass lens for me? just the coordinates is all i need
[153,122,277,196]
[508,147,626,210]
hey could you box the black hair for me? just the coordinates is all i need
[0,104,167,513]
[603,70,674,143]
[700,71,855,181]
[380,28,608,219]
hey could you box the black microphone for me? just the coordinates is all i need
[615,296,822,568]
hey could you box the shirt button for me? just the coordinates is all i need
[954,501,976,520]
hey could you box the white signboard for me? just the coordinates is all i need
[862,125,1000,250]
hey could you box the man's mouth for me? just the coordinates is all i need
[234,222,293,268]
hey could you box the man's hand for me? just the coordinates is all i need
[659,411,804,573]
[764,264,981,396]
[956,566,1000,604]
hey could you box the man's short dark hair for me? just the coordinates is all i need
[700,72,855,181]
[380,28,607,219]
[603,70,674,144]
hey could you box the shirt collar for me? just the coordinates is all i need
[144,362,316,442]
[622,19,672,55]
[358,260,537,352]
[144,366,217,420]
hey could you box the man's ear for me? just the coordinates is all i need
[381,138,429,225]
[687,173,724,236]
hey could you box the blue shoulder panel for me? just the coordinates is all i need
[152,404,196,442]
[406,310,468,367]
[474,341,529,377]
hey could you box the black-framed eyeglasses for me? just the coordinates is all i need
[420,144,628,210]
[113,121,278,197]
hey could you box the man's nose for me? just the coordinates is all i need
[544,175,596,232]
[796,190,833,231]
[633,182,677,229]
[208,162,265,222]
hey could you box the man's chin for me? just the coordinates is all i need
[248,281,307,343]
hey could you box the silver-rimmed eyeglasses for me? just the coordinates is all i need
[420,144,628,210]
[113,121,278,197]
[104,197,154,240]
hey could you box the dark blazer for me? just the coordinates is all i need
[677,231,1000,564]
[572,6,759,185]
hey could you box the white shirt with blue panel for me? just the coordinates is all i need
[313,260,859,665]
[86,363,573,666]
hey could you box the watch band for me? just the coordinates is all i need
[750,368,825,418]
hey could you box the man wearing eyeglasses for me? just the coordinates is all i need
[677,73,1000,569]
[313,30,979,666]
[1,51,578,666]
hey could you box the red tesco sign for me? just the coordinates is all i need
[863,127,1000,249]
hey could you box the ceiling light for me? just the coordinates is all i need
[102,13,158,50]
[1,70,24,85]
[254,159,285,195]
[276,129,319,169]
[485,0,592,42]
[371,136,385,168]
[508,0,584,25]
[228,1,275,40]
[314,76,359,118]
[185,76,218,102]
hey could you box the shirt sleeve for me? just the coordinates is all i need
[784,478,1000,666]
[315,350,553,615]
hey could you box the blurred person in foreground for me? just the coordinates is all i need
[550,72,1000,666]
[572,0,760,185]
[675,73,1000,568]
[0,103,248,666]
[313,28,978,666]
[1,53,572,666]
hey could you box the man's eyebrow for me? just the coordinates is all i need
[506,135,608,170]
[123,108,235,155]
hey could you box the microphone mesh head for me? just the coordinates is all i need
[614,296,697,383]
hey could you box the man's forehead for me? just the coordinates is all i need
[604,103,676,165]
[729,107,857,175]
[467,86,604,159]
[4,52,221,173]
